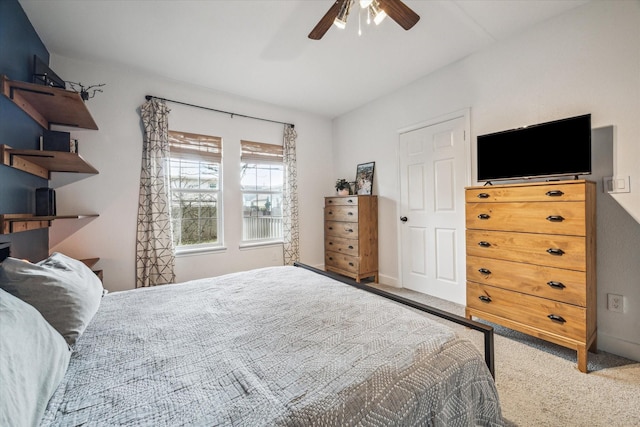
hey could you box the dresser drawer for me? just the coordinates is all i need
[466,182,587,203]
[325,196,359,207]
[325,235,359,256]
[466,229,586,270]
[325,220,359,239]
[467,282,587,341]
[325,205,358,222]
[325,252,359,274]
[466,201,586,236]
[466,255,586,306]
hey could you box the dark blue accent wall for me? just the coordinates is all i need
[0,0,51,260]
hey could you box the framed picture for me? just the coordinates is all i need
[355,162,375,195]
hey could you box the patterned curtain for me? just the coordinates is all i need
[135,98,175,287]
[282,125,299,265]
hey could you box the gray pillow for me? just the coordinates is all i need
[0,288,71,427]
[0,252,104,346]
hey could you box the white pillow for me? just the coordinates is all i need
[0,288,71,427]
[0,252,104,346]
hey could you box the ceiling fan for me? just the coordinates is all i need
[308,0,420,40]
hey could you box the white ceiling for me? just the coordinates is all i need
[19,0,590,118]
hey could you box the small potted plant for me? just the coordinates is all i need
[335,178,350,196]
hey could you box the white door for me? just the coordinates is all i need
[398,115,469,304]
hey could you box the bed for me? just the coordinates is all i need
[0,253,503,426]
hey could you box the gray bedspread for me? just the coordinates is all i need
[42,266,503,426]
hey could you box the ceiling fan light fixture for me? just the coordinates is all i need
[334,17,347,29]
[333,0,353,29]
[369,1,387,25]
[308,0,419,40]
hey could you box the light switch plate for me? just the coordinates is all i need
[603,176,631,193]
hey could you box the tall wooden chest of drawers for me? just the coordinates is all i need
[464,180,596,372]
[324,195,378,283]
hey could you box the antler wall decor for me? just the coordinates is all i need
[66,81,106,101]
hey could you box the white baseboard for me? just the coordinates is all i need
[598,332,640,362]
[378,273,399,287]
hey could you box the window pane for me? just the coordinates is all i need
[256,166,270,189]
[170,159,197,189]
[241,163,283,192]
[242,191,283,241]
[270,165,284,192]
[241,164,257,191]
[171,190,218,246]
[170,159,219,191]
[200,163,219,190]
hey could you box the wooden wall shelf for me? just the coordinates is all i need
[1,144,98,179]
[1,75,98,130]
[0,213,98,234]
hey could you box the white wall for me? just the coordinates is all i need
[47,56,332,292]
[332,1,640,361]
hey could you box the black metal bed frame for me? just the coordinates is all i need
[294,262,495,378]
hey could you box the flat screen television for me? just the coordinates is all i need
[477,114,591,183]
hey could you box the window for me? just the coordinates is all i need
[168,130,222,250]
[240,140,284,243]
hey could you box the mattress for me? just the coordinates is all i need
[41,266,503,426]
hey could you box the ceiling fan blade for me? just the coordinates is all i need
[308,0,344,40]
[379,0,420,30]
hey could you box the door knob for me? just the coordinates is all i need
[400,216,408,223]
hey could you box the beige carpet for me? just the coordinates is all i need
[368,283,640,426]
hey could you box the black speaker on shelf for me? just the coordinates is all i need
[41,130,77,153]
[35,188,56,216]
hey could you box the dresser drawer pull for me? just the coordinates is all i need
[477,193,490,199]
[477,213,491,220]
[547,281,566,290]
[349,262,354,267]
[347,198,354,203]
[348,245,354,249]
[348,212,354,216]
[547,314,566,324]
[328,200,334,204]
[328,226,334,230]
[545,190,564,197]
[328,256,333,261]
[478,268,492,275]
[546,248,565,256]
[546,215,565,222]
[478,295,492,303]
[478,241,491,248]
[346,228,354,233]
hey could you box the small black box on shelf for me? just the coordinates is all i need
[35,188,56,216]
[41,130,73,152]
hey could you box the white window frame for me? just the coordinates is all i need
[168,130,223,254]
[240,140,284,245]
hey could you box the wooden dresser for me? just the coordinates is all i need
[324,195,378,282]
[464,180,596,372]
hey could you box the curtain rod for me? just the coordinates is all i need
[145,95,294,129]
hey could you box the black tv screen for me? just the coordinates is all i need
[477,114,591,182]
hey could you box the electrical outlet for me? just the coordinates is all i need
[607,293,624,313]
